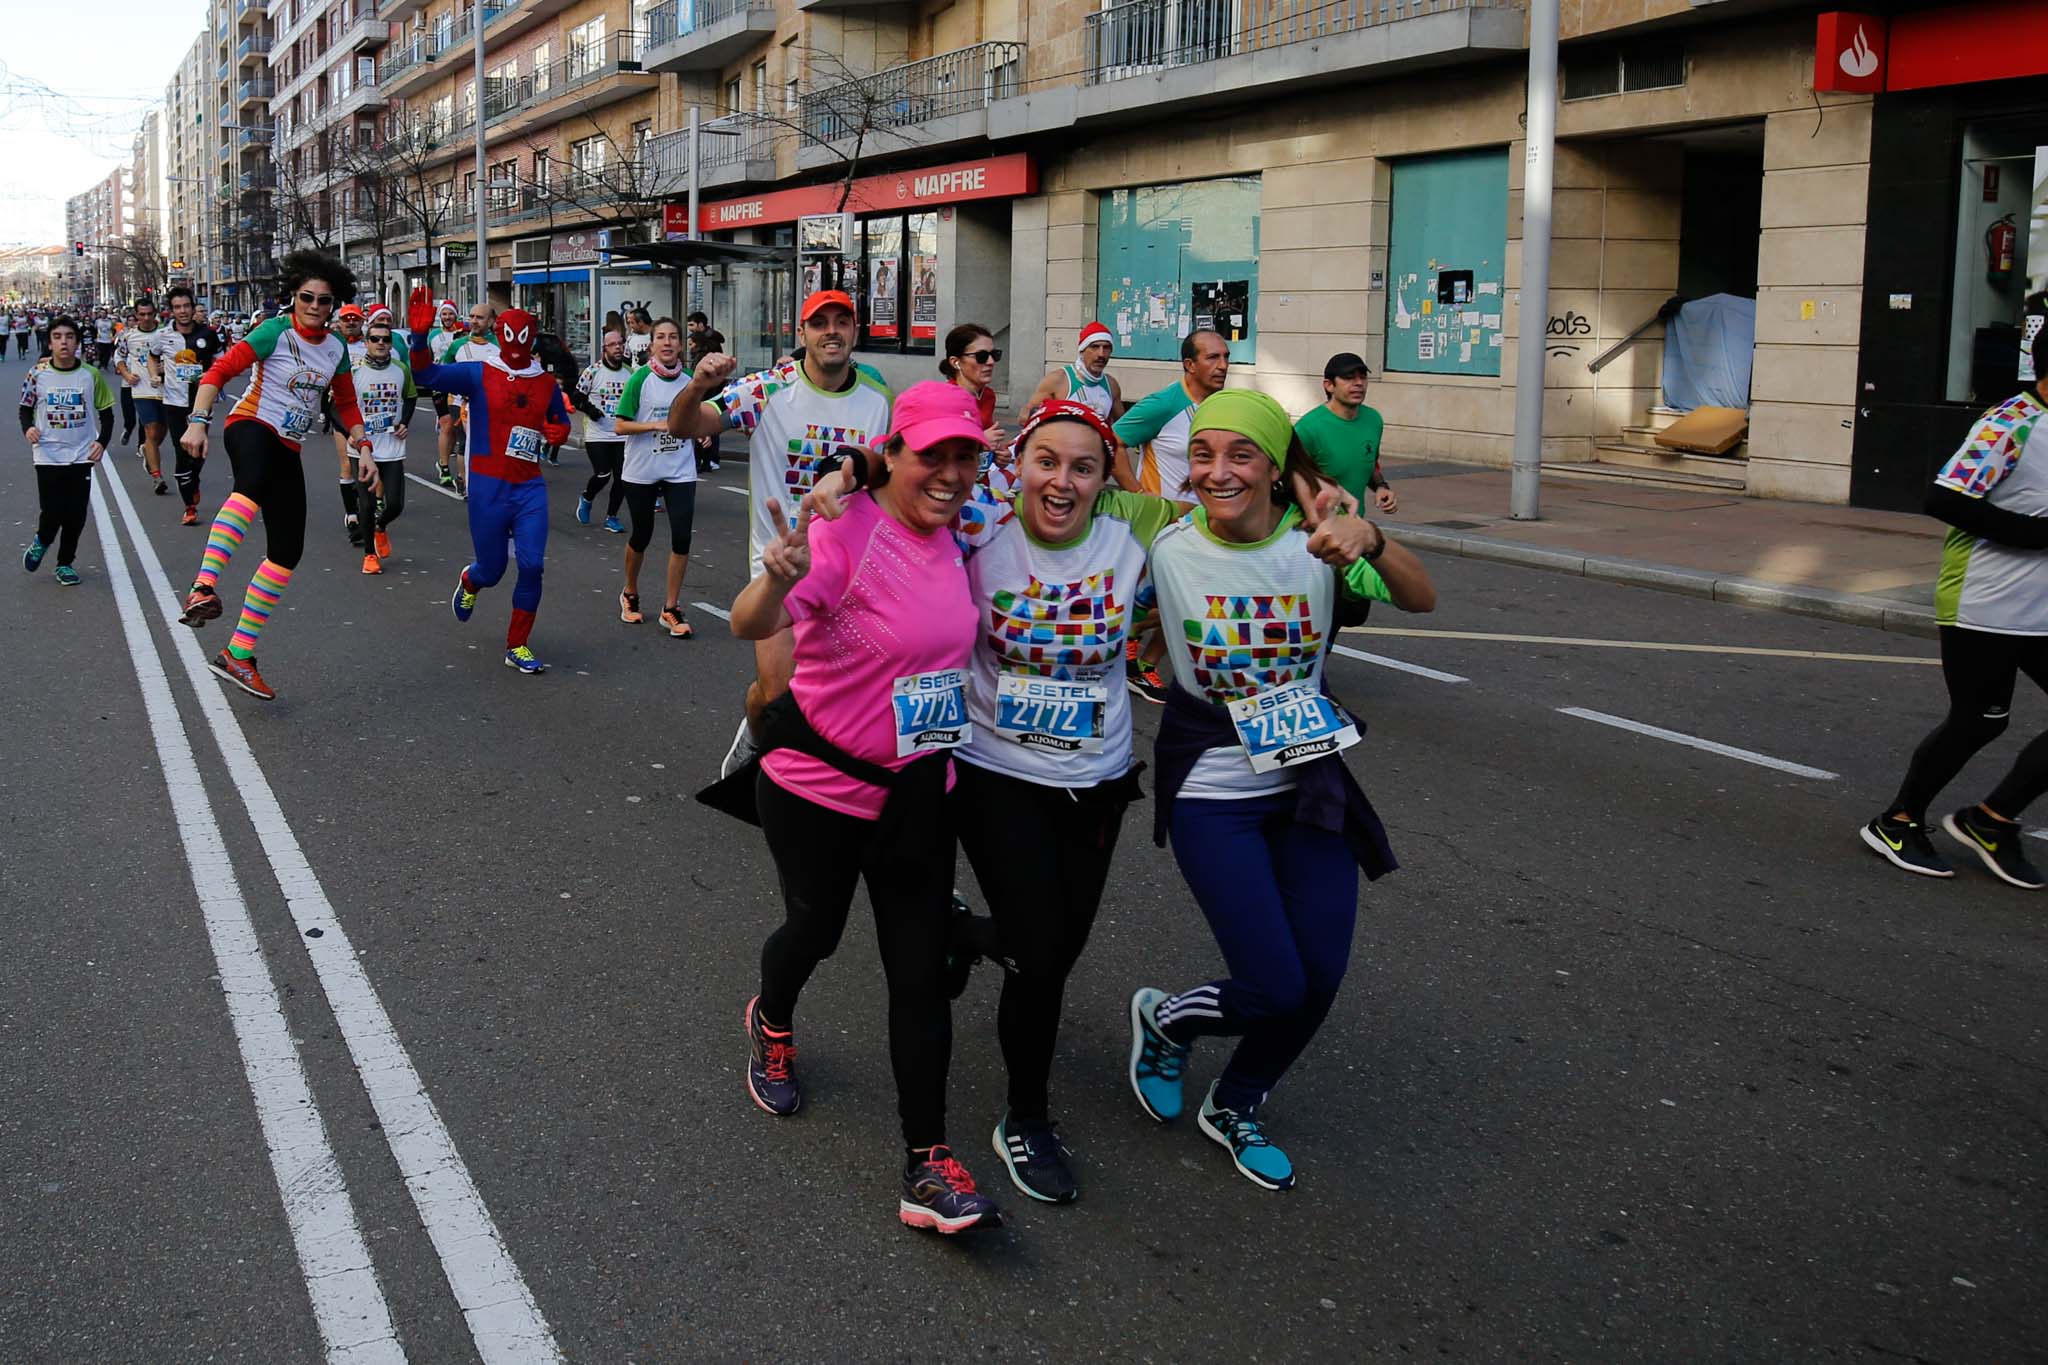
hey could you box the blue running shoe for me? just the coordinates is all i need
[1128,987,1189,1123]
[503,646,547,674]
[22,537,46,573]
[450,573,478,622]
[1197,1082,1295,1191]
[576,495,592,525]
[899,1146,1002,1234]
[53,565,81,586]
[992,1112,1077,1204]
[603,515,624,534]
[743,994,801,1116]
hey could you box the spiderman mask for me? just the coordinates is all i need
[496,309,538,369]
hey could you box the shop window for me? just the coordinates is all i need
[1947,129,2047,403]
[1385,149,1508,377]
[1093,176,1259,363]
[851,212,938,355]
[1563,37,1686,101]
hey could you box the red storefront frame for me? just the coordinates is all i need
[671,154,1038,237]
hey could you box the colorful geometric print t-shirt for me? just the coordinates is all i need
[763,491,977,821]
[718,359,892,577]
[21,361,115,465]
[1147,505,1392,800]
[1934,389,2048,635]
[352,356,416,463]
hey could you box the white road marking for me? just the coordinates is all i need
[101,463,565,1365]
[89,472,406,1364]
[691,600,732,621]
[1331,643,1468,684]
[1347,624,1936,666]
[1558,706,1838,780]
[405,471,464,501]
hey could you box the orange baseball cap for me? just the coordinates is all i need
[799,289,856,322]
[336,304,366,320]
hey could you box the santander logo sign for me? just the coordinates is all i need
[1839,24,1879,78]
[1813,12,1886,92]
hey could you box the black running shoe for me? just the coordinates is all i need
[742,995,801,1115]
[1127,665,1168,705]
[899,1146,1002,1234]
[1859,813,1954,878]
[1941,807,2045,889]
[991,1113,1077,1204]
[346,516,362,546]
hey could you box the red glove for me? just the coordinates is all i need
[406,284,434,339]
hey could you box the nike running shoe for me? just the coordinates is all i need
[1128,987,1190,1123]
[361,553,382,575]
[1941,807,2045,889]
[346,516,362,546]
[743,994,801,1116]
[603,515,625,534]
[991,1113,1077,1205]
[373,530,391,559]
[659,606,693,639]
[899,1146,1002,1234]
[179,583,221,627]
[180,506,199,527]
[576,496,593,525]
[53,565,81,587]
[450,575,478,623]
[504,646,547,674]
[619,591,643,625]
[720,716,758,780]
[1197,1082,1295,1192]
[22,538,46,573]
[1127,666,1168,706]
[209,650,275,701]
[438,465,455,489]
[1859,813,1954,878]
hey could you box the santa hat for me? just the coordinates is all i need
[1077,321,1114,359]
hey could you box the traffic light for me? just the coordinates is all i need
[74,241,85,256]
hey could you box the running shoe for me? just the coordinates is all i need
[743,994,801,1116]
[154,477,168,496]
[450,575,478,622]
[603,515,625,535]
[991,1113,1077,1205]
[122,426,133,446]
[209,650,275,701]
[53,565,81,587]
[576,495,592,525]
[438,465,455,489]
[704,457,721,471]
[22,538,46,573]
[504,646,548,674]
[1127,665,1169,706]
[346,515,362,546]
[720,716,759,779]
[373,530,391,559]
[361,553,382,575]
[179,583,221,627]
[654,497,664,512]
[619,591,643,625]
[659,606,694,639]
[1197,1082,1295,1192]
[899,1147,1002,1234]
[545,447,560,466]
[1941,807,2046,889]
[1859,814,1954,879]
[1127,987,1189,1123]
[180,506,199,526]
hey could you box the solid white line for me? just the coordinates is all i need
[88,472,407,1364]
[1557,706,1838,780]
[716,484,748,496]
[690,600,732,621]
[101,463,564,1364]
[1347,624,1937,666]
[1331,643,1468,684]
[405,471,464,501]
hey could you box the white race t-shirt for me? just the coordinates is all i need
[20,361,113,465]
[615,364,697,484]
[719,360,892,576]
[576,360,632,439]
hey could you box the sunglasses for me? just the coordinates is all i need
[956,348,1002,365]
[366,334,393,344]
[296,290,336,308]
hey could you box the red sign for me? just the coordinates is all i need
[1887,0,2048,92]
[1814,12,1887,92]
[691,154,1036,235]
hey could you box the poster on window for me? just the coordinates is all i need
[2022,144,2047,383]
[910,253,938,341]
[869,255,899,340]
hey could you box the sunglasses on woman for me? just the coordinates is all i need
[956,348,1002,365]
[296,290,335,308]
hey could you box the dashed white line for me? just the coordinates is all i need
[1558,706,1838,780]
[101,462,564,1364]
[691,600,732,621]
[716,483,749,496]
[404,471,464,501]
[1331,643,1468,684]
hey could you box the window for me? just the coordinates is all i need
[428,92,453,139]
[752,59,768,112]
[1383,149,1508,376]
[1946,129,2047,402]
[782,36,799,111]
[569,134,605,193]
[1563,37,1686,100]
[567,17,606,77]
[460,79,476,124]
[532,41,551,93]
[632,119,653,164]
[724,77,741,115]
[533,149,551,190]
[1094,176,1260,363]
[855,212,938,354]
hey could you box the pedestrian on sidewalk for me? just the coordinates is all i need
[1864,328,2048,889]
[1295,352,1396,514]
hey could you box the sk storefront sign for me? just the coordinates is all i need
[686,154,1037,236]
[1814,12,1886,93]
[1815,3,2048,94]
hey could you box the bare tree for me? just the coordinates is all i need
[116,221,171,298]
[274,140,338,255]
[330,134,407,304]
[378,115,460,296]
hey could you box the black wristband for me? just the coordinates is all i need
[1363,524,1387,562]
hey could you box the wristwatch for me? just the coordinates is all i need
[1363,522,1388,562]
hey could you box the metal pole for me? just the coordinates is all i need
[1509,0,1558,521]
[686,105,701,317]
[472,0,489,311]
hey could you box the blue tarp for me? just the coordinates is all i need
[1661,293,1755,412]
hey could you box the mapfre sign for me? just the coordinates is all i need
[685,154,1037,236]
[1813,12,1887,92]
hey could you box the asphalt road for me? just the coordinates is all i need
[2,345,2043,1363]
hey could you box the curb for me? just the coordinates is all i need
[1383,522,1938,639]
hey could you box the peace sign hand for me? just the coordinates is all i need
[762,498,813,586]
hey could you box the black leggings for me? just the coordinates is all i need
[620,478,696,555]
[164,405,204,507]
[357,459,408,530]
[582,439,627,515]
[224,421,308,570]
[953,760,1129,1121]
[756,771,956,1149]
[34,464,92,566]
[1892,625,2048,822]
[119,385,134,433]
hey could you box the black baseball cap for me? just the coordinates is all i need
[1324,352,1371,380]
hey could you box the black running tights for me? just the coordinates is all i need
[1892,625,2048,822]
[224,420,307,570]
[582,439,628,515]
[35,464,92,566]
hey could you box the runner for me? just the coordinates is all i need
[405,287,570,674]
[1019,321,1124,424]
[351,318,417,574]
[1125,389,1436,1192]
[1862,328,2048,888]
[938,323,1014,496]
[329,304,369,544]
[723,380,1001,1234]
[149,285,225,526]
[610,318,698,636]
[10,310,29,359]
[175,249,375,701]
[1294,352,1396,513]
[19,315,114,587]
[665,289,892,776]
[93,311,115,370]
[115,299,166,490]
[623,307,654,369]
[572,326,632,533]
[438,302,497,492]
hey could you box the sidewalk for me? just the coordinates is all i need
[1379,463,1941,637]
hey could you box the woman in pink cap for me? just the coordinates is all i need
[725,379,1006,1235]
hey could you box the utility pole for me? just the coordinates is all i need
[686,105,700,315]
[1509,0,1559,521]
[472,1,489,311]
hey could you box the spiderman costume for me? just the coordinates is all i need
[408,290,569,670]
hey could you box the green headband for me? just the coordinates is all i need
[1188,389,1293,472]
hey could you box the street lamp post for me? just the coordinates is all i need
[1509,0,1560,520]
[473,3,489,311]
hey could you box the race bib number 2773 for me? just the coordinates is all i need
[890,669,970,758]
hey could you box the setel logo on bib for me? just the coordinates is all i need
[891,669,970,757]
[1227,679,1360,774]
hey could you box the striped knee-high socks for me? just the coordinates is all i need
[195,492,257,587]
[227,560,292,660]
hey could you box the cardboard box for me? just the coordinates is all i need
[1655,406,1749,455]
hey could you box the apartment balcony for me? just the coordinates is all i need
[642,115,775,196]
[236,33,273,65]
[642,0,777,74]
[237,76,275,106]
[239,167,278,191]
[377,0,429,23]
[338,11,391,50]
[378,5,510,99]
[995,0,1524,136]
[482,31,655,141]
[490,0,587,47]
[330,74,390,121]
[236,0,261,28]
[237,123,278,150]
[797,42,1024,170]
[218,60,231,83]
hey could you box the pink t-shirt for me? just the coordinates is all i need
[762,491,977,820]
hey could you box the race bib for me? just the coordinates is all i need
[995,675,1106,754]
[507,425,545,462]
[1227,679,1360,773]
[174,362,204,390]
[890,669,970,757]
[278,405,315,440]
